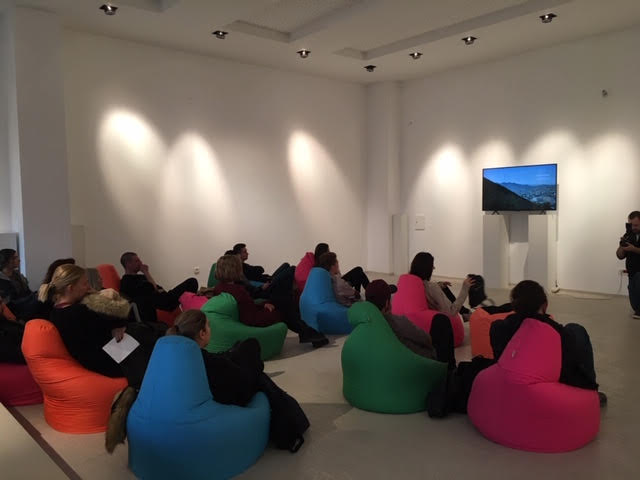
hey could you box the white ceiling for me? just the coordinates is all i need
[7,0,640,83]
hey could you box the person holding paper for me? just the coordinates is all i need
[39,264,155,387]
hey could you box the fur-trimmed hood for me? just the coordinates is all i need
[81,291,131,319]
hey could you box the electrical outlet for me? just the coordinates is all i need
[193,266,200,275]
[619,269,627,276]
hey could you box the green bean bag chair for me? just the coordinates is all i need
[201,293,287,361]
[341,301,448,413]
[207,263,218,288]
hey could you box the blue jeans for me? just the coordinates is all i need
[629,272,640,314]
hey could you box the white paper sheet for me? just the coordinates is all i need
[102,333,140,363]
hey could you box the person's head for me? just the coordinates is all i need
[120,252,142,273]
[232,243,248,262]
[85,268,104,291]
[166,309,211,348]
[510,280,548,316]
[410,252,435,281]
[38,264,89,304]
[628,211,640,234]
[0,249,19,272]
[224,250,234,255]
[215,254,243,283]
[314,243,330,265]
[43,258,76,284]
[366,279,393,313]
[318,252,339,275]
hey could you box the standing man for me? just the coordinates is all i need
[616,211,640,319]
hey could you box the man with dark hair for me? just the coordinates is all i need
[119,252,198,323]
[616,211,640,319]
[232,243,270,283]
[490,280,606,405]
[365,279,455,367]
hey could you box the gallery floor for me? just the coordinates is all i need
[4,274,638,480]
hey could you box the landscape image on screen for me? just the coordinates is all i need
[482,164,557,211]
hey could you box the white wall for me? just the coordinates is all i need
[401,25,640,294]
[0,13,11,231]
[63,31,366,287]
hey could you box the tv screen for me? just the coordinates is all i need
[482,164,557,211]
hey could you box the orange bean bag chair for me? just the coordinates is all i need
[21,319,128,433]
[469,308,513,359]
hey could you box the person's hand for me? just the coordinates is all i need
[264,303,276,312]
[622,244,640,254]
[261,282,271,290]
[140,264,150,274]
[111,327,126,342]
[463,276,475,289]
[438,281,452,288]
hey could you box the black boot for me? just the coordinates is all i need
[299,327,329,348]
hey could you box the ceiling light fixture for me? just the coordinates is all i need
[462,36,477,46]
[409,52,423,60]
[99,4,118,16]
[212,30,228,39]
[297,49,310,59]
[539,13,557,24]
[364,65,376,72]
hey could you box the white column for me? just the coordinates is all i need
[365,81,400,273]
[526,214,557,290]
[0,7,72,283]
[482,214,510,288]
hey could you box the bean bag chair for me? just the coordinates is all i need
[342,302,447,413]
[21,319,127,433]
[468,318,600,452]
[155,307,181,327]
[469,308,513,358]
[299,268,351,334]
[96,263,121,291]
[294,252,315,293]
[179,292,208,311]
[127,335,270,480]
[202,293,287,361]
[391,274,464,347]
[207,262,218,288]
[0,363,43,406]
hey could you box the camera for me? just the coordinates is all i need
[620,222,634,246]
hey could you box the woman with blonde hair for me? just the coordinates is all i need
[41,264,155,387]
[212,255,328,347]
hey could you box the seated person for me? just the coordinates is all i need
[409,252,474,321]
[232,243,272,283]
[313,243,369,292]
[318,252,362,307]
[40,264,157,389]
[119,252,198,323]
[0,296,26,364]
[490,280,606,404]
[37,258,77,320]
[212,255,328,347]
[0,249,38,319]
[366,279,456,368]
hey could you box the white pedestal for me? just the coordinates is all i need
[482,215,509,288]
[392,214,409,275]
[525,214,557,290]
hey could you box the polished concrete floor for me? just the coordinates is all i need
[9,275,640,479]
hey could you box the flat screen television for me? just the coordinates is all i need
[482,164,557,211]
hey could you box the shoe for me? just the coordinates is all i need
[105,386,138,453]
[299,327,328,345]
[467,274,487,308]
[311,337,329,348]
[598,391,608,407]
[633,312,640,320]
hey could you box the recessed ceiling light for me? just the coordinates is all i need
[212,30,228,39]
[462,36,477,46]
[409,52,423,60]
[364,65,376,72]
[297,49,310,59]
[540,13,557,24]
[99,4,118,16]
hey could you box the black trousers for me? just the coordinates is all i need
[441,285,470,315]
[119,322,162,389]
[342,267,369,292]
[0,317,25,364]
[155,277,199,311]
[430,314,456,368]
[560,323,598,390]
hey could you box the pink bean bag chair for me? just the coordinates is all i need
[0,363,43,406]
[179,292,208,311]
[294,252,315,293]
[391,274,464,347]
[469,308,513,359]
[468,318,600,452]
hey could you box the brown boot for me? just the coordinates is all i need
[105,386,138,453]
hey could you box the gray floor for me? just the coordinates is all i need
[12,275,640,479]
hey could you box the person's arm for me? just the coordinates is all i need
[424,281,468,316]
[621,244,640,256]
[139,264,159,291]
[617,239,627,260]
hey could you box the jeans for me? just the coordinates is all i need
[628,272,640,314]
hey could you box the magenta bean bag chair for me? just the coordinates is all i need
[179,292,208,311]
[294,252,315,293]
[0,363,43,406]
[468,318,600,452]
[391,274,464,347]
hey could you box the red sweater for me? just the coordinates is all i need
[212,282,283,327]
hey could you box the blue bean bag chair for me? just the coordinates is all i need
[299,267,351,334]
[127,336,270,480]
